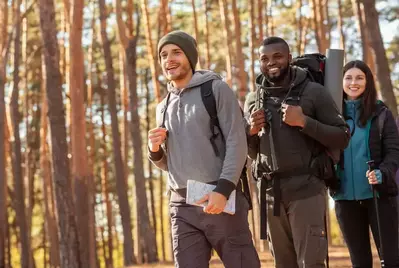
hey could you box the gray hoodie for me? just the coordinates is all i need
[149,71,248,198]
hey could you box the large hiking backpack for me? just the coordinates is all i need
[160,80,253,210]
[291,53,326,85]
[291,53,341,191]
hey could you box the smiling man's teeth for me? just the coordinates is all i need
[270,68,278,72]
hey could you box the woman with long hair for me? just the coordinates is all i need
[333,60,399,267]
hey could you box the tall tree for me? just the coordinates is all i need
[232,0,248,103]
[38,0,81,265]
[99,0,137,265]
[218,0,233,86]
[191,0,201,69]
[141,0,162,102]
[40,54,60,268]
[69,0,96,265]
[337,0,346,51]
[0,0,9,265]
[203,0,211,69]
[249,0,256,92]
[100,100,115,268]
[115,0,158,262]
[360,0,398,117]
[10,1,34,267]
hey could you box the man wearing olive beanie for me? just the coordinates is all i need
[148,31,260,267]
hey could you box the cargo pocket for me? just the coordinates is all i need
[304,225,327,266]
[223,231,260,268]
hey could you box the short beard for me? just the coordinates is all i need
[263,64,290,83]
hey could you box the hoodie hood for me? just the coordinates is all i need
[255,66,308,92]
[167,70,222,94]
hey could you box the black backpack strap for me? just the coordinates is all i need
[377,107,387,140]
[201,80,253,210]
[160,92,171,128]
[201,80,225,157]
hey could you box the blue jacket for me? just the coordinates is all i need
[334,99,373,200]
[334,100,399,200]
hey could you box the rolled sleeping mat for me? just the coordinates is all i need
[324,49,345,113]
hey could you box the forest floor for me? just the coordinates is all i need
[135,245,380,268]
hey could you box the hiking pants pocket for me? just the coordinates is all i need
[304,225,327,267]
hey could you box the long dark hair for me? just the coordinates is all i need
[343,60,377,127]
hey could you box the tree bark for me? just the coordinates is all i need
[191,0,201,69]
[257,0,263,44]
[10,1,33,267]
[124,13,159,265]
[0,0,9,265]
[38,0,81,265]
[40,54,60,268]
[360,0,398,117]
[218,0,233,86]
[337,0,346,51]
[98,0,137,265]
[100,92,114,268]
[203,0,211,70]
[249,0,256,92]
[141,0,162,102]
[69,0,95,266]
[119,49,129,178]
[232,0,248,104]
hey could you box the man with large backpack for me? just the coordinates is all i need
[244,36,350,268]
[148,31,260,268]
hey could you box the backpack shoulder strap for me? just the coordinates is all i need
[286,78,309,101]
[200,80,225,157]
[160,92,171,128]
[378,107,387,139]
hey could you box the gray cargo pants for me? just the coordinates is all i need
[170,190,260,268]
[267,192,327,268]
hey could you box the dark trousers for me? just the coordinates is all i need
[267,192,327,268]
[335,198,399,268]
[169,191,260,268]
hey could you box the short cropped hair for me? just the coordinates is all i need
[260,37,290,53]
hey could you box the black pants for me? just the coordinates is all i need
[335,198,399,268]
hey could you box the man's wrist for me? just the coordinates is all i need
[149,144,160,153]
[299,115,307,128]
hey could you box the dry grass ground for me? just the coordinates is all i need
[134,245,380,268]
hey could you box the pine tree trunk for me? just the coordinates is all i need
[38,0,81,265]
[191,0,201,69]
[145,74,158,258]
[69,0,95,265]
[232,0,248,104]
[249,0,256,92]
[0,0,8,264]
[40,54,61,268]
[125,19,159,266]
[352,0,368,63]
[257,0,263,44]
[141,0,161,102]
[218,0,233,86]
[87,12,98,268]
[203,0,211,70]
[99,0,137,265]
[360,0,398,117]
[160,0,172,34]
[295,0,303,55]
[10,2,33,267]
[100,92,115,268]
[119,49,129,178]
[337,0,346,51]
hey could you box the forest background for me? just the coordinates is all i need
[0,0,398,267]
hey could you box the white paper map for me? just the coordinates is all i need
[186,180,236,215]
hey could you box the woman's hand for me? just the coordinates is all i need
[366,169,382,185]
